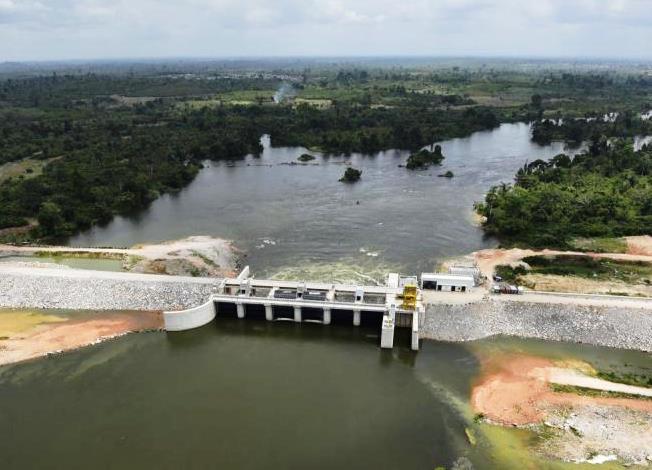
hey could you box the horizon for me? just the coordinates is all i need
[2,1,652,62]
[3,54,652,66]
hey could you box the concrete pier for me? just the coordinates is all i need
[265,304,273,321]
[323,308,331,325]
[353,309,361,326]
[411,310,420,351]
[381,315,395,349]
[237,303,245,319]
[294,306,302,323]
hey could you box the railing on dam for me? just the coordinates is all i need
[163,267,425,350]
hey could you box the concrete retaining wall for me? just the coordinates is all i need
[423,298,652,351]
[164,298,216,331]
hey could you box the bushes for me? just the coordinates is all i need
[495,265,528,283]
[406,145,445,170]
[339,167,361,183]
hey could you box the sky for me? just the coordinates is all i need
[1,0,652,61]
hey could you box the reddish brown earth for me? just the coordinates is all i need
[471,353,652,426]
[0,311,162,366]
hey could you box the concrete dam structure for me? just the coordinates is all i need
[164,267,425,350]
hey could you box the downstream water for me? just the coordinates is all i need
[70,124,581,280]
[1,320,650,470]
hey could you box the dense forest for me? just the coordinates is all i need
[1,60,651,242]
[475,139,652,246]
[531,112,652,145]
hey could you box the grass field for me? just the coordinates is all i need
[570,237,629,254]
[0,156,60,184]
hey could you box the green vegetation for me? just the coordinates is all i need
[550,383,652,401]
[596,370,652,388]
[297,153,316,162]
[406,145,445,169]
[339,167,362,183]
[494,265,528,283]
[531,112,652,145]
[267,104,500,154]
[476,140,652,247]
[495,255,652,287]
[0,157,61,184]
[569,237,628,253]
[34,250,123,260]
[439,171,454,178]
[523,255,652,283]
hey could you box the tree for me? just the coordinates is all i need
[339,167,361,183]
[37,201,64,236]
[531,94,543,108]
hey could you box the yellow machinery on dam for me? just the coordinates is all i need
[163,267,425,350]
[400,284,418,311]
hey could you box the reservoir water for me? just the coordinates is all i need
[70,123,582,280]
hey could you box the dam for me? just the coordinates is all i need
[164,267,425,350]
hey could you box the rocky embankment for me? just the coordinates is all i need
[423,296,652,351]
[0,265,220,311]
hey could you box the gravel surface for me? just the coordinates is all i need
[423,296,652,351]
[0,265,220,311]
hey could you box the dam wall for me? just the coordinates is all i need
[423,298,652,352]
[3,263,652,352]
[164,299,216,331]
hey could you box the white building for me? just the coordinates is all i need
[420,273,474,292]
[448,265,481,285]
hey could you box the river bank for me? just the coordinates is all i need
[0,235,239,278]
[470,351,652,466]
[0,309,162,366]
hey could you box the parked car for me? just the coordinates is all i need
[491,284,523,295]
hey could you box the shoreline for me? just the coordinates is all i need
[0,235,240,278]
[470,352,652,465]
[0,310,163,367]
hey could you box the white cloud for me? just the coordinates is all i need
[1,0,652,60]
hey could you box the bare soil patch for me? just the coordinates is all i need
[0,310,162,366]
[521,273,652,297]
[471,353,652,465]
[627,235,652,256]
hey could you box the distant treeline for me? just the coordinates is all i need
[264,104,500,153]
[531,112,652,145]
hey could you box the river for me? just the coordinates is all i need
[70,123,582,280]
